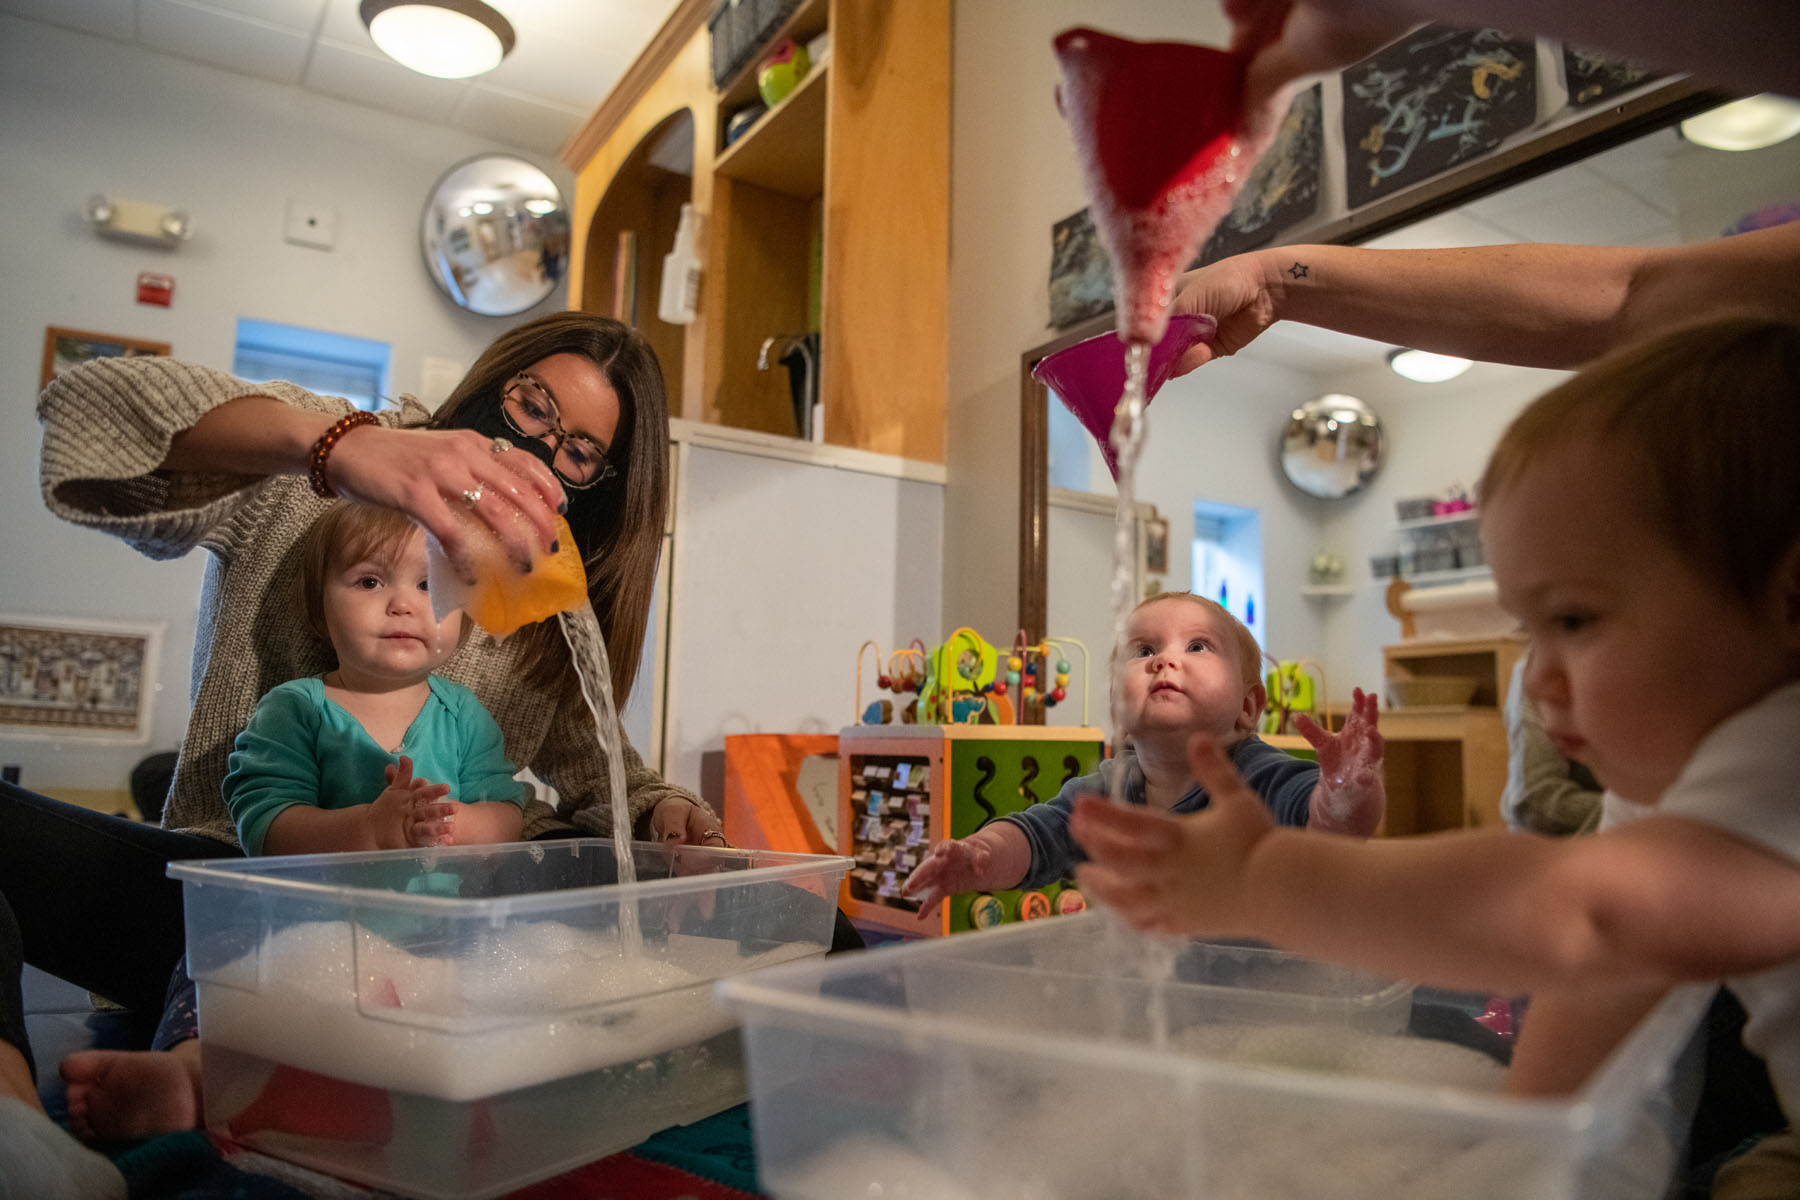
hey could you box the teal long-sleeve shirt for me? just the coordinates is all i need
[224,675,527,855]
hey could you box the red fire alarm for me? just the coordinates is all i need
[137,272,174,306]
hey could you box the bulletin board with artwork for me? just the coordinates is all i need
[40,327,170,389]
[1339,25,1537,209]
[0,614,164,743]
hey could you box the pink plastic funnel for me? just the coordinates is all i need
[1053,27,1275,347]
[1033,313,1217,479]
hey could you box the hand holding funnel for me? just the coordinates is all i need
[1033,313,1216,479]
[1053,27,1282,347]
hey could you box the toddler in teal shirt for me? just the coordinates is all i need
[62,501,528,1142]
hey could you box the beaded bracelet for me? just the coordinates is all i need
[308,411,379,499]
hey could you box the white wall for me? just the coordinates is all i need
[660,439,944,793]
[0,16,570,793]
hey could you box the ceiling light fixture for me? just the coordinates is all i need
[1679,95,1800,152]
[1387,348,1472,383]
[359,0,516,80]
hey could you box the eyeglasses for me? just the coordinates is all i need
[500,373,618,489]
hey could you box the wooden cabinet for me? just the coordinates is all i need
[1379,636,1526,833]
[563,0,949,462]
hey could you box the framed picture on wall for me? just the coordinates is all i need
[40,327,170,389]
[1142,515,1170,576]
[0,613,164,743]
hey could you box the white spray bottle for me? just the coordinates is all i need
[657,203,703,325]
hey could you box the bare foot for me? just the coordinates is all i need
[59,1045,202,1142]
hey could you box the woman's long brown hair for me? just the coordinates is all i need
[431,312,669,706]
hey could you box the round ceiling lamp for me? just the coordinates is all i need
[359,0,516,80]
[1387,348,1473,383]
[1679,95,1800,152]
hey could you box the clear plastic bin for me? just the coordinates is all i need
[170,838,850,1200]
[718,911,1712,1200]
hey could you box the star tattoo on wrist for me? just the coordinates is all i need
[1287,261,1310,280]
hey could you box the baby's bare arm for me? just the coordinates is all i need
[1505,982,1667,1098]
[1078,735,1800,994]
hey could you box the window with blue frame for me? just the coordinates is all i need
[232,319,391,411]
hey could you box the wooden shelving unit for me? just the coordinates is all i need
[565,0,948,460]
[713,64,827,196]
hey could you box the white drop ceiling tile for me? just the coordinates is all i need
[1462,162,1609,219]
[315,0,368,43]
[1361,209,1521,250]
[1581,129,1679,213]
[483,33,634,113]
[457,85,584,154]
[140,0,312,83]
[1478,182,1674,245]
[182,0,325,33]
[0,0,134,40]
[306,37,470,124]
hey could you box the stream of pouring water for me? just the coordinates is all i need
[558,606,642,957]
[1103,340,1181,1045]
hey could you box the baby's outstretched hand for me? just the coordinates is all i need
[1072,734,1275,937]
[903,837,994,917]
[1296,686,1385,835]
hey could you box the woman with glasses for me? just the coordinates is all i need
[1,313,794,1154]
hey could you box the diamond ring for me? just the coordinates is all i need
[461,485,484,505]
[490,437,512,455]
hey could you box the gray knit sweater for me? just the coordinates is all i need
[37,356,701,846]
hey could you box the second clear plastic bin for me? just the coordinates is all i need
[719,910,1711,1200]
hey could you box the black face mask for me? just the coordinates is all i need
[441,401,614,568]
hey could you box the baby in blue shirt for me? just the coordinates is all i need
[906,591,1384,911]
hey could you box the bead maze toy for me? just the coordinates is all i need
[844,629,1105,937]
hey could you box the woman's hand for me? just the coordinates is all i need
[1296,687,1386,835]
[648,796,729,847]
[1167,252,1281,376]
[1224,0,1418,114]
[327,425,566,580]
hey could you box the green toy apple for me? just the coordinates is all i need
[757,39,811,108]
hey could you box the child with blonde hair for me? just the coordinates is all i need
[1073,316,1800,1188]
[906,591,1384,910]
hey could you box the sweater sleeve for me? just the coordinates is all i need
[37,356,349,562]
[223,683,325,856]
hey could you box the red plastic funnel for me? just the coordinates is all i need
[1053,27,1271,346]
[1033,313,1217,479]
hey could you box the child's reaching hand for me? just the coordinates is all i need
[1071,734,1277,937]
[366,755,454,850]
[903,837,995,916]
[1294,686,1385,835]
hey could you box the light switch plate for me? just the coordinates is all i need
[284,200,337,250]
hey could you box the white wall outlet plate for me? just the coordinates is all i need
[283,199,337,250]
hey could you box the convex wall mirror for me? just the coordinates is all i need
[1279,394,1385,499]
[421,154,569,316]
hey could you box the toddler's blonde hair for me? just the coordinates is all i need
[1480,315,1800,609]
[297,502,470,655]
